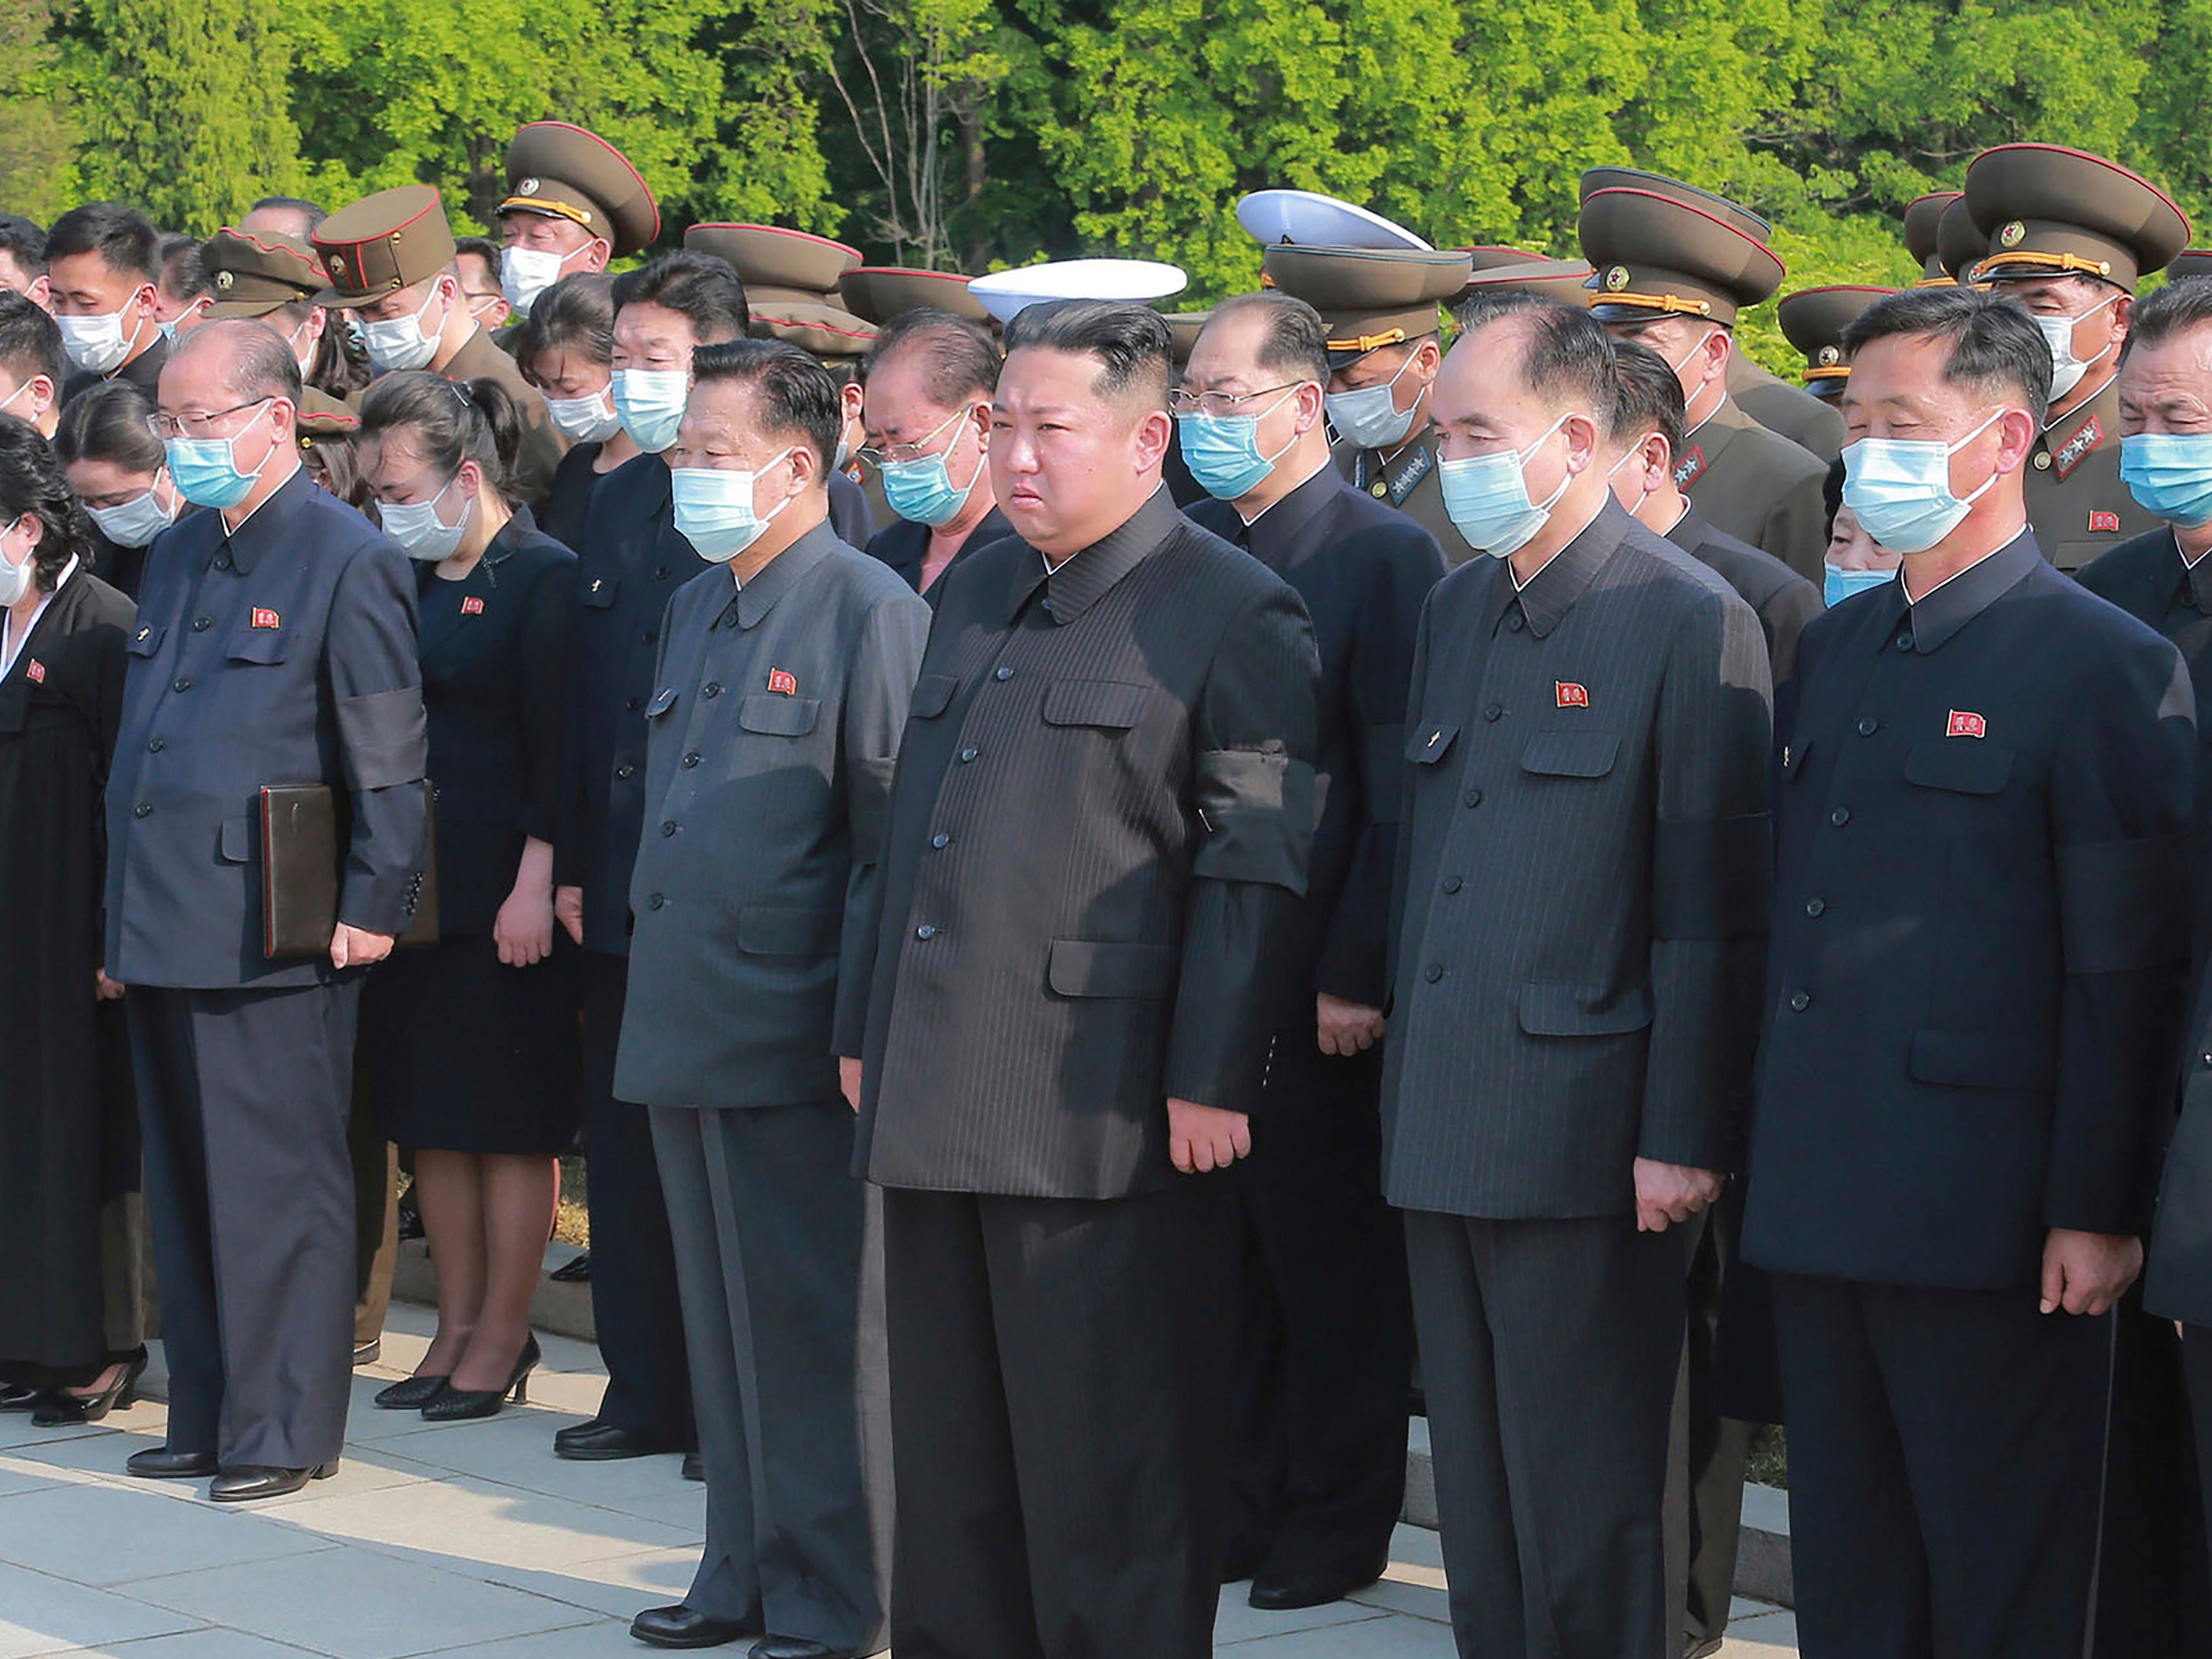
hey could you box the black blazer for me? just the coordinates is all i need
[865,505,1013,606]
[1188,463,1444,1013]
[535,441,604,556]
[1745,533,2197,1292]
[849,487,1321,1199]
[417,511,575,936]
[1664,503,1823,686]
[829,469,875,550]
[1382,499,1773,1219]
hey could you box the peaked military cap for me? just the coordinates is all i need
[311,187,457,306]
[1777,285,1895,399]
[202,227,327,318]
[1579,187,1784,326]
[2171,251,2212,283]
[1962,145,2190,290]
[1936,194,1986,285]
[1903,192,1962,285]
[295,388,361,454]
[839,266,989,326]
[967,258,1188,325]
[1261,244,1472,366]
[1454,256,1599,308]
[685,224,861,296]
[1163,309,1212,370]
[500,122,659,259]
[747,297,878,360]
[1579,168,1773,243]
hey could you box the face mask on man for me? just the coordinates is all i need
[1177,385,1305,502]
[613,368,689,453]
[1437,413,1575,559]
[2119,431,2212,529]
[57,296,147,375]
[672,451,796,561]
[361,284,446,373]
[164,400,276,510]
[500,246,574,318]
[880,406,986,527]
[2034,292,2121,405]
[1840,410,2006,555]
[1324,354,1421,452]
[1823,563,1897,608]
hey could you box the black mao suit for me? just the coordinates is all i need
[848,486,1321,1658]
[1746,533,2197,1659]
[865,504,1012,606]
[106,469,428,1472]
[1187,463,1443,1586]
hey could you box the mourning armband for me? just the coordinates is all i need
[337,686,429,791]
[1192,747,1316,894]
[2059,831,2196,973]
[848,756,898,866]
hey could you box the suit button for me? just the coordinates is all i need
[1857,717,1877,736]
[1442,875,1464,894]
[1423,963,1444,983]
[2034,451,2052,470]
[1894,634,1913,652]
[192,616,211,631]
[1830,807,1850,827]
[648,894,665,911]
[133,802,152,819]
[994,665,1015,681]
[915,924,937,940]
[931,832,951,849]
[703,682,722,699]
[1805,897,1825,917]
[1506,613,1524,632]
[1464,788,1483,808]
[655,565,670,580]
[2202,1052,2212,1068]
[1789,991,1811,1012]
[959,746,978,763]
[626,696,643,711]
[1483,704,1503,723]
[147,737,165,753]
[214,554,232,571]
[642,630,656,645]
[681,752,700,769]
[615,763,635,779]
[660,820,676,837]
[171,677,191,692]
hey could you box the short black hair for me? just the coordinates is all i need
[56,378,165,474]
[614,252,748,347]
[454,236,501,287]
[1610,337,1686,458]
[0,290,65,393]
[0,214,47,278]
[517,272,614,376]
[46,203,160,283]
[1450,286,1546,337]
[1001,299,1172,410]
[1463,298,1618,431]
[158,232,211,302]
[690,337,843,473]
[1205,291,1329,385]
[1841,287,2052,426]
[1823,455,1846,540]
[0,418,89,591]
[859,308,1000,405]
[251,196,326,237]
[2122,276,2212,361]
[360,369,525,506]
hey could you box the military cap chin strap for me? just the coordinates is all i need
[1971,249,2114,283]
[1596,290,1714,319]
[1804,366,1850,383]
[1913,275,1960,289]
[1326,327,1408,356]
[498,193,598,233]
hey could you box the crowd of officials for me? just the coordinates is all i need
[6,113,2212,1659]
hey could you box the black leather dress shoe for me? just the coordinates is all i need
[208,1461,339,1502]
[750,1638,857,1659]
[0,1381,40,1412]
[682,1451,704,1483]
[549,1250,592,1283]
[126,1447,218,1480]
[353,1338,382,1368]
[629,1604,757,1649]
[555,1418,673,1461]
[1247,1559,1386,1611]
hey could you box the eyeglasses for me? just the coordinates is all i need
[1168,382,1310,419]
[856,404,982,470]
[149,398,270,441]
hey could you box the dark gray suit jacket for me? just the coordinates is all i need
[613,521,930,1110]
[1382,498,1773,1219]
[848,487,1322,1200]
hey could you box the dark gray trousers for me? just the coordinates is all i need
[651,1102,889,1654]
[1405,1209,1683,1659]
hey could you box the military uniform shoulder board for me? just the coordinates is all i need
[1674,446,1706,489]
[2051,414,2101,481]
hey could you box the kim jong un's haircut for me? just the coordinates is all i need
[690,337,844,474]
[2121,276,2212,360]
[1002,299,1172,411]
[1842,286,2053,426]
[1206,291,1330,386]
[859,308,1001,406]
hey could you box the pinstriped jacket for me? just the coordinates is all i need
[1382,498,1773,1220]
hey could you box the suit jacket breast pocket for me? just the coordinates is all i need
[1406,722,1460,769]
[737,694,821,738]
[1903,739,2013,796]
[580,575,620,612]
[1519,730,1621,779]
[1041,679,1149,730]
[225,629,290,666]
[909,672,958,720]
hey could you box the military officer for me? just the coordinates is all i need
[1903,192,1962,287]
[1962,143,2191,571]
[1452,255,1599,310]
[496,120,659,321]
[310,186,564,502]
[1262,243,1474,561]
[2174,251,2212,283]
[1746,287,2196,1659]
[200,227,361,420]
[1777,285,1894,406]
[1580,185,1830,583]
[1178,291,1443,1609]
[452,237,511,336]
[1936,194,1987,286]
[47,203,167,402]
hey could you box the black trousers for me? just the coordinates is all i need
[130,980,360,1469]
[881,1182,1237,1659]
[1771,1272,2111,1659]
[1226,1035,1410,1581]
[653,1103,890,1653]
[1405,1210,1681,1659]
[1667,1206,1752,1655]
[2089,1296,2209,1656]
[580,951,693,1446]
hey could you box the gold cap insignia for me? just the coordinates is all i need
[518,178,540,195]
[2000,220,2026,249]
[1604,265,1631,292]
[328,255,347,278]
[215,270,234,290]
[1816,345,1840,367]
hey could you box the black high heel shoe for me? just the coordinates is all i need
[373,1373,451,1410]
[32,1350,148,1427]
[419,1334,540,1421]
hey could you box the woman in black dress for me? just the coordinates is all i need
[54,381,182,602]
[515,273,640,551]
[357,371,580,1419]
[0,419,146,1423]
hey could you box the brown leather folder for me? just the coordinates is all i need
[258,782,439,960]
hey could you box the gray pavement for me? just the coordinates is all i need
[0,1304,1798,1656]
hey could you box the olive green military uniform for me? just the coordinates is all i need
[201,227,360,415]
[311,185,564,504]
[1581,182,1830,584]
[1960,144,2188,573]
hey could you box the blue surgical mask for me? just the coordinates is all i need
[1840,410,2003,555]
[2120,432,2212,529]
[86,483,179,549]
[1324,354,1419,452]
[1824,563,1897,608]
[164,401,273,510]
[671,452,794,561]
[880,406,985,527]
[1178,386,1304,501]
[613,368,689,453]
[1437,413,1573,559]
